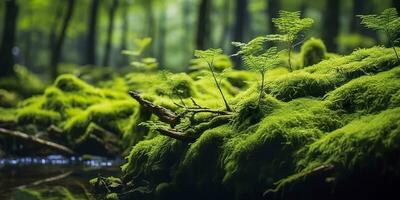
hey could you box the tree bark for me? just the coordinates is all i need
[322,0,340,52]
[394,0,400,11]
[196,0,210,50]
[86,0,100,65]
[50,0,75,80]
[232,0,249,69]
[157,4,167,69]
[119,0,129,66]
[182,0,192,70]
[351,0,376,39]
[145,1,155,57]
[0,0,18,78]
[103,0,119,67]
[266,0,280,34]
[219,0,232,50]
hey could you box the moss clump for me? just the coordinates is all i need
[267,47,399,101]
[17,107,61,127]
[327,66,400,113]
[0,107,17,123]
[267,72,336,101]
[0,65,45,97]
[0,89,19,107]
[64,100,136,142]
[54,74,99,95]
[296,108,400,172]
[300,37,327,67]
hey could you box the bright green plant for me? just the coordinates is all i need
[266,11,314,71]
[243,47,279,106]
[194,48,232,111]
[358,8,400,62]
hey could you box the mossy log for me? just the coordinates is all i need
[0,127,74,155]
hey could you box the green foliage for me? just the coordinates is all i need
[266,10,314,71]
[358,8,400,40]
[358,8,400,61]
[0,89,19,107]
[194,48,232,111]
[300,37,327,67]
[231,36,267,56]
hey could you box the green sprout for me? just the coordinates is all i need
[358,8,400,62]
[266,11,314,71]
[194,48,232,111]
[243,47,279,106]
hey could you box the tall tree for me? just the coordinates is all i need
[119,0,129,66]
[103,0,119,67]
[144,0,156,56]
[322,0,340,51]
[50,0,75,79]
[232,0,249,69]
[0,0,19,78]
[266,0,280,34]
[196,0,211,50]
[157,3,167,69]
[393,0,400,12]
[219,0,232,49]
[351,0,376,38]
[86,0,100,65]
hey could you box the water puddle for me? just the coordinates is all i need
[0,155,123,199]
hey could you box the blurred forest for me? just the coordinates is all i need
[0,0,399,80]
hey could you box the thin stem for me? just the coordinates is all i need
[287,43,292,72]
[386,32,400,62]
[258,71,265,107]
[207,58,232,111]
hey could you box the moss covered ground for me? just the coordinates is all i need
[1,46,400,199]
[88,46,400,199]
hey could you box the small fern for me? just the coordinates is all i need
[243,47,279,106]
[358,8,400,62]
[194,48,232,111]
[266,11,314,71]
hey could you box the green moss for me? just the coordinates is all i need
[0,65,45,97]
[0,107,17,123]
[122,136,187,184]
[64,100,136,142]
[0,89,19,107]
[327,66,400,113]
[13,188,42,200]
[300,37,327,67]
[225,71,257,89]
[17,107,61,127]
[54,74,99,95]
[296,107,400,172]
[267,47,399,101]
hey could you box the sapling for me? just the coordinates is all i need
[358,8,400,62]
[194,48,232,111]
[243,47,279,106]
[266,11,314,71]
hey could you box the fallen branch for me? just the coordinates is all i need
[129,91,180,127]
[17,171,73,189]
[0,127,75,155]
[156,128,197,143]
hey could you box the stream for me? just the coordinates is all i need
[0,155,123,199]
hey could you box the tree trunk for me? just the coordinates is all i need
[157,5,167,69]
[119,0,129,66]
[394,0,400,11]
[196,0,210,50]
[266,0,280,34]
[219,0,232,50]
[0,0,18,78]
[322,0,340,52]
[351,0,376,39]
[232,0,249,69]
[182,0,192,71]
[103,0,119,67]
[49,2,64,66]
[86,0,100,65]
[50,0,75,79]
[145,1,155,57]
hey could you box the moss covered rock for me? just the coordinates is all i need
[300,37,327,67]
